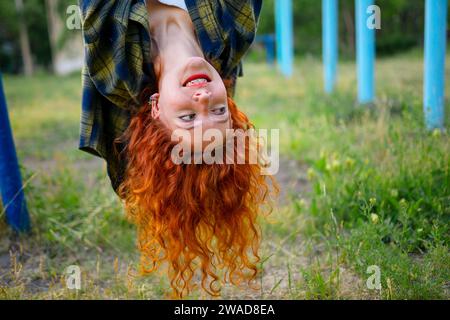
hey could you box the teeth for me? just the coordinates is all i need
[186,78,208,87]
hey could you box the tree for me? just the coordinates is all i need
[14,0,33,76]
[45,0,59,73]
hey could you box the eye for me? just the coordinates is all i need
[179,113,196,122]
[211,106,227,115]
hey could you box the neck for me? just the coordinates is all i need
[154,20,204,64]
[147,3,203,77]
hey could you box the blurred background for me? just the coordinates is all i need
[0,0,448,300]
[0,0,439,74]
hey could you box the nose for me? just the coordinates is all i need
[192,89,211,107]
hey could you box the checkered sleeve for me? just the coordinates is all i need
[79,0,153,192]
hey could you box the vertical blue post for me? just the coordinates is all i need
[424,0,448,130]
[275,0,294,77]
[0,73,30,232]
[255,34,276,64]
[266,34,276,65]
[322,0,339,93]
[355,0,375,104]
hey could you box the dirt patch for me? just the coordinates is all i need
[274,157,311,205]
[22,154,105,190]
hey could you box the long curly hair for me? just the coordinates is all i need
[117,96,277,298]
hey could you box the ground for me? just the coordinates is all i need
[0,51,449,299]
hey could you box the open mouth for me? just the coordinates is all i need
[183,74,211,87]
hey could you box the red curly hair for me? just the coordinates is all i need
[117,96,277,298]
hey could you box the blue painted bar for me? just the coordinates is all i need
[275,0,294,77]
[0,73,30,232]
[424,0,448,130]
[255,34,276,64]
[322,0,338,93]
[355,0,376,104]
[265,35,275,64]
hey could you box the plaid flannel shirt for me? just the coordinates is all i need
[79,0,262,192]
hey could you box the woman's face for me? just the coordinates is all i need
[152,57,231,149]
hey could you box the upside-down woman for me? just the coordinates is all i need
[79,0,277,298]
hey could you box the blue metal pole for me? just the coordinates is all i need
[266,34,276,65]
[424,0,448,130]
[0,73,30,232]
[275,0,294,77]
[355,0,375,104]
[255,34,276,65]
[322,0,339,93]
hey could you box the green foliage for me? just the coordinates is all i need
[235,50,449,299]
[25,0,53,68]
[1,50,448,299]
[342,225,449,299]
[0,0,52,72]
[0,0,78,73]
[307,130,449,252]
[0,1,21,73]
[2,0,447,73]
[255,0,441,59]
[274,54,448,299]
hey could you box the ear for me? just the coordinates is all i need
[150,93,161,119]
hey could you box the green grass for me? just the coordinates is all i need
[0,51,448,299]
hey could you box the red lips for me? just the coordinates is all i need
[183,73,211,86]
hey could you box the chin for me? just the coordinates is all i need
[117,97,278,299]
[184,56,209,67]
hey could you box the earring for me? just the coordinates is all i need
[149,93,158,105]
[149,93,160,119]
[149,93,159,111]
